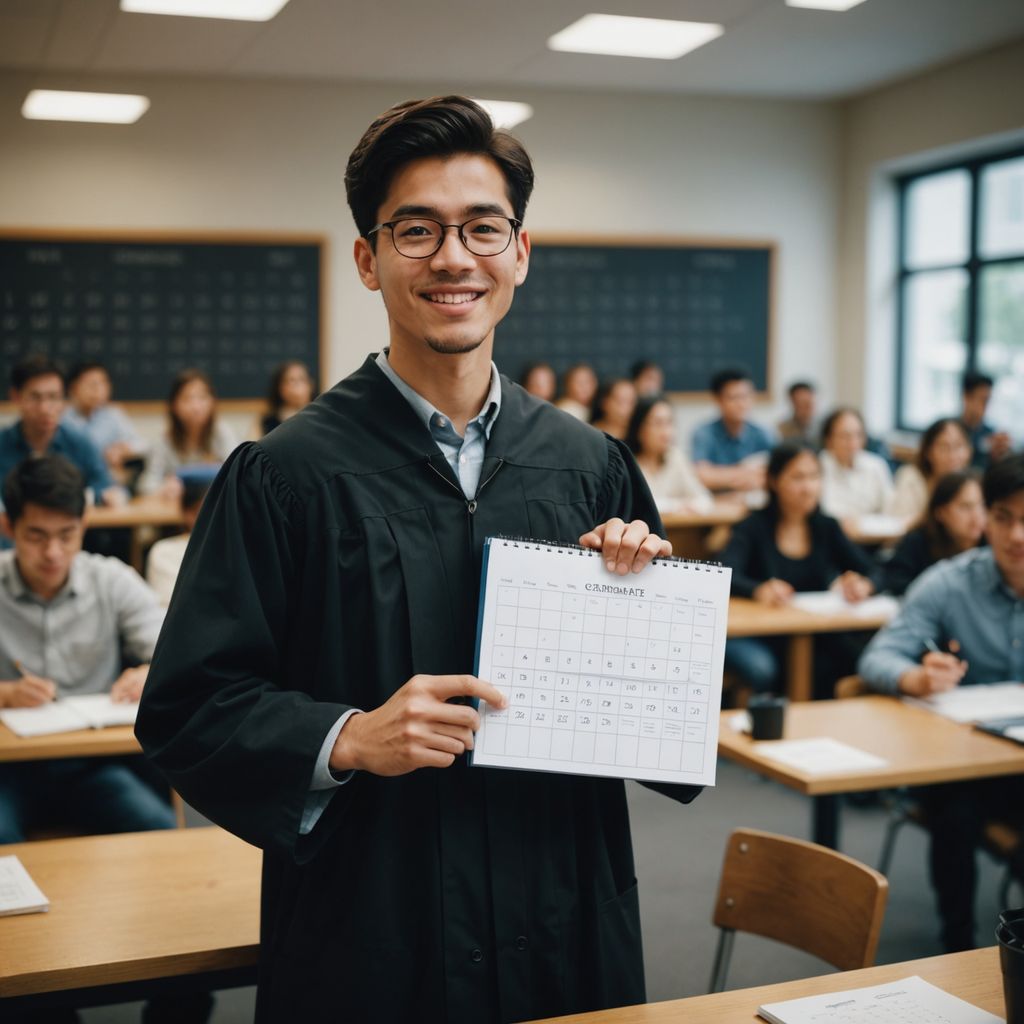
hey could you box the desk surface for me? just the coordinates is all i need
[84,495,183,530]
[661,503,748,530]
[726,598,892,638]
[524,947,1002,1023]
[718,695,1024,795]
[0,722,140,763]
[0,827,260,998]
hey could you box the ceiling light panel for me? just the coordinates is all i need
[548,14,723,60]
[785,0,868,10]
[21,90,150,124]
[120,0,290,21]
[472,99,534,130]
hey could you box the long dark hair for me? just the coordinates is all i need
[765,441,819,520]
[918,417,970,479]
[168,368,216,456]
[625,395,670,461]
[265,360,313,418]
[924,470,981,560]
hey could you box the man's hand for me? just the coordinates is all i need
[898,651,968,697]
[752,578,793,607]
[329,674,508,777]
[0,672,57,708]
[578,518,672,576]
[833,571,874,603]
[990,431,1013,462]
[111,665,149,703]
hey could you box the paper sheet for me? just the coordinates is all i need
[908,681,1024,723]
[0,694,138,737]
[0,855,49,917]
[788,592,900,620]
[751,737,887,775]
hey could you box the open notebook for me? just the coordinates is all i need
[0,855,49,917]
[0,694,138,738]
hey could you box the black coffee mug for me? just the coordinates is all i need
[999,909,1024,1024]
[748,695,786,740]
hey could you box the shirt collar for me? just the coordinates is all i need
[978,548,1023,601]
[374,349,501,440]
[0,550,81,604]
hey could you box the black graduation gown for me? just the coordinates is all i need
[136,355,702,1024]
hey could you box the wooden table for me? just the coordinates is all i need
[84,495,184,571]
[725,599,893,702]
[718,695,1024,847]
[524,946,1003,1023]
[0,722,140,763]
[662,503,748,560]
[0,827,260,1011]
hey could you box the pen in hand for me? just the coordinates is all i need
[11,660,58,705]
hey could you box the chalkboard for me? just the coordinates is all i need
[0,232,323,402]
[496,239,773,393]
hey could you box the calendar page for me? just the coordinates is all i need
[470,537,731,786]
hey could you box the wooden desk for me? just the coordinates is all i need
[524,946,1003,1023]
[718,695,1024,846]
[662,503,747,560]
[84,495,184,571]
[0,827,260,1010]
[725,598,893,702]
[0,722,140,763]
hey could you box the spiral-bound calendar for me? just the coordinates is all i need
[470,537,732,786]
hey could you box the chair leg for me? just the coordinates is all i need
[877,813,907,875]
[708,928,735,993]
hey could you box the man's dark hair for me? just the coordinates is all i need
[709,367,752,396]
[630,359,659,379]
[3,455,86,524]
[788,380,814,398]
[344,95,535,242]
[10,353,65,392]
[962,371,994,395]
[67,361,109,388]
[983,452,1024,507]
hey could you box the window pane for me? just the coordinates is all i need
[980,155,1024,259]
[901,269,968,428]
[978,261,1024,434]
[904,169,970,270]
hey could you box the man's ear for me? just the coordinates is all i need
[514,228,531,287]
[0,513,13,540]
[354,237,381,292]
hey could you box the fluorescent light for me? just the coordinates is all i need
[548,14,723,60]
[21,90,150,124]
[120,0,290,20]
[786,0,867,10]
[473,99,534,130]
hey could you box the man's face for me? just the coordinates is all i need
[963,385,992,424]
[354,154,530,357]
[12,373,65,438]
[6,502,83,598]
[986,490,1024,582]
[716,380,753,424]
[791,387,815,423]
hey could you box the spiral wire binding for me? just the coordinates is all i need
[490,535,726,573]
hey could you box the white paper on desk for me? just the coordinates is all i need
[64,694,138,728]
[852,513,909,539]
[907,681,1024,723]
[0,694,137,737]
[758,974,1002,1024]
[751,737,887,775]
[0,855,49,917]
[788,592,900,621]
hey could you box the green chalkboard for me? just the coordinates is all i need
[0,232,323,402]
[496,239,773,393]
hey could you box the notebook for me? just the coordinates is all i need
[470,537,731,786]
[0,694,138,738]
[0,855,49,917]
[976,714,1024,745]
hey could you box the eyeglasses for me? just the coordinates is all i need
[367,216,522,259]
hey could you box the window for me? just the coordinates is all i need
[896,149,1024,430]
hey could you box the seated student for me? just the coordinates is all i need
[0,455,174,842]
[626,395,712,512]
[721,442,880,697]
[961,371,1012,468]
[555,362,597,421]
[258,360,315,436]
[146,476,210,607]
[818,407,894,523]
[590,376,638,441]
[887,417,972,522]
[778,380,818,446]
[137,369,237,499]
[519,361,557,402]
[63,361,145,476]
[691,367,774,495]
[631,359,665,398]
[858,454,1024,953]
[882,470,986,596]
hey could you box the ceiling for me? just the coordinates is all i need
[1,0,1023,101]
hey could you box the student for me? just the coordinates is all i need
[818,407,894,522]
[960,371,1012,468]
[882,470,986,596]
[887,417,972,522]
[63,361,145,475]
[136,95,698,1024]
[691,367,773,495]
[626,395,712,512]
[259,360,316,436]
[145,477,211,607]
[859,453,1024,952]
[0,455,173,842]
[137,369,237,498]
[591,376,638,440]
[778,380,818,446]
[555,362,597,421]
[721,442,879,696]
[0,354,125,513]
[519,360,557,402]
[630,359,664,398]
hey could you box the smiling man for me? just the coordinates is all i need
[137,96,701,1024]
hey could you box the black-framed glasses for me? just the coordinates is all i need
[367,216,522,259]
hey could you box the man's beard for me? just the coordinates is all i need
[425,334,487,355]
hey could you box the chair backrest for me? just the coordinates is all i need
[833,674,868,699]
[712,827,888,973]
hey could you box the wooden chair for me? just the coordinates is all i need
[708,827,888,992]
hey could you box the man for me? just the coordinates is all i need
[777,380,818,445]
[63,360,146,475]
[631,359,664,398]
[0,455,174,843]
[961,370,1012,468]
[858,453,1024,952]
[692,367,774,494]
[137,96,700,1024]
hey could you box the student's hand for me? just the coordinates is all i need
[990,432,1013,461]
[0,673,57,707]
[737,464,767,491]
[752,578,793,607]
[110,665,149,703]
[834,571,874,603]
[579,518,672,575]
[329,674,508,776]
[102,485,129,508]
[158,476,184,501]
[898,652,968,697]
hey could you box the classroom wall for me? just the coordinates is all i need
[837,36,1024,431]
[0,72,840,443]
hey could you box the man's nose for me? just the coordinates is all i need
[429,226,477,273]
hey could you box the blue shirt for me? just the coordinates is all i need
[63,405,143,457]
[691,417,774,466]
[858,547,1024,695]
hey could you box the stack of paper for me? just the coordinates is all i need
[0,694,138,738]
[0,855,49,917]
[907,681,1024,723]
